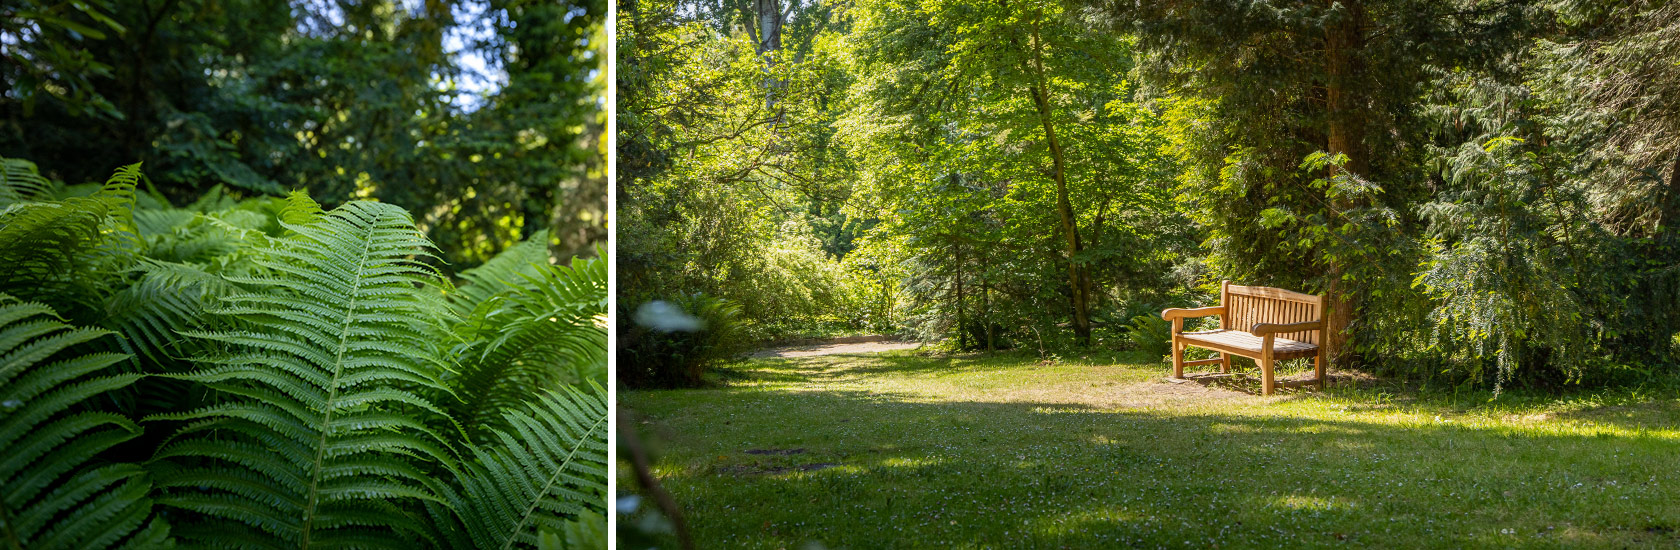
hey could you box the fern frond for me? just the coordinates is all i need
[0,294,170,549]
[105,261,242,367]
[444,384,608,550]
[0,164,142,317]
[0,157,58,205]
[450,230,555,317]
[150,200,461,548]
[446,240,608,434]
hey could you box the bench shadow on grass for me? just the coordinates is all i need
[647,384,1680,549]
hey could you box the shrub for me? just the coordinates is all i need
[618,294,750,388]
[1125,314,1174,359]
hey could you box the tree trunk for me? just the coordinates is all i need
[1661,150,1680,250]
[1322,0,1366,368]
[982,279,994,351]
[954,241,967,350]
[755,0,784,108]
[1025,15,1092,346]
[755,0,784,55]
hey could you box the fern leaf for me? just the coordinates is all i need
[446,239,608,434]
[150,200,460,548]
[0,163,142,317]
[0,294,170,549]
[105,261,241,367]
[0,157,58,205]
[450,229,555,317]
[445,384,608,550]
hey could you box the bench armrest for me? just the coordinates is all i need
[1161,306,1224,321]
[1250,321,1324,337]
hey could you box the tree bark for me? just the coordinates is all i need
[755,0,784,109]
[982,279,994,351]
[1024,14,1092,345]
[954,240,968,350]
[1321,0,1366,369]
[1661,150,1680,250]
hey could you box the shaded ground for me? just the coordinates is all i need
[621,350,1680,549]
[749,339,923,358]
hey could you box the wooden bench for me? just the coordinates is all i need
[1160,281,1326,395]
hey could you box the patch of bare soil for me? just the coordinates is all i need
[749,339,922,358]
[1005,371,1370,409]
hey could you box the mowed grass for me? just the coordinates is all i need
[620,350,1680,549]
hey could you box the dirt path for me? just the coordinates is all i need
[748,339,921,358]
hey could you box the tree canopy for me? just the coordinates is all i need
[618,0,1679,391]
[2,0,607,270]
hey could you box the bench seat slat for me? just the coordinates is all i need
[1180,329,1318,360]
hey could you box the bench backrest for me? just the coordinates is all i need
[1220,281,1324,344]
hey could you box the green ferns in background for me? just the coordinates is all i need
[0,157,609,549]
[0,296,170,550]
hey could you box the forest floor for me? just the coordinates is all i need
[620,349,1680,549]
[749,339,923,358]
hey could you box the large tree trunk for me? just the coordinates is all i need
[755,0,784,109]
[1025,15,1092,346]
[755,0,784,54]
[1322,0,1367,369]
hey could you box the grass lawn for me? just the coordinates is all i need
[619,349,1680,549]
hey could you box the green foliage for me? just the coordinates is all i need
[1124,314,1172,359]
[618,0,873,344]
[148,197,460,546]
[0,157,57,203]
[443,385,608,550]
[0,295,170,550]
[0,162,139,316]
[448,232,609,434]
[618,295,749,388]
[0,159,608,546]
[2,0,606,272]
[622,0,1677,390]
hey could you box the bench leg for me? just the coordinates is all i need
[1220,353,1231,373]
[1171,337,1184,379]
[1261,357,1275,396]
[1315,347,1326,390]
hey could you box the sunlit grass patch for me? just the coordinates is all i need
[623,350,1680,549]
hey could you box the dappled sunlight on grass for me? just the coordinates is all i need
[623,350,1680,548]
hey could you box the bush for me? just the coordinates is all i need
[618,294,751,388]
[1125,314,1174,359]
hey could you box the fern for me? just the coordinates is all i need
[0,294,171,549]
[104,261,242,367]
[1126,314,1173,359]
[0,157,57,205]
[0,163,141,317]
[450,230,557,317]
[446,237,608,435]
[148,195,462,548]
[442,384,608,550]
